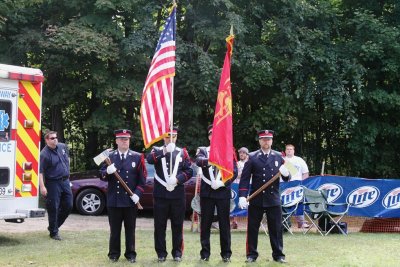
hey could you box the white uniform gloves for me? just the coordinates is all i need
[211,180,225,190]
[106,163,117,174]
[166,175,178,192]
[130,194,140,204]
[166,184,175,192]
[279,164,290,177]
[167,175,178,186]
[165,143,176,153]
[238,197,248,209]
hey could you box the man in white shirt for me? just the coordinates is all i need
[283,144,310,228]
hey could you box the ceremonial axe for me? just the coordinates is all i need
[93,149,143,209]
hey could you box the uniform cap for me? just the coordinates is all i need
[167,126,179,135]
[258,129,274,139]
[114,129,132,138]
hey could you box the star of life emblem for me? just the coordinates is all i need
[0,110,10,131]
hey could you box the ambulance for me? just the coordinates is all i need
[0,64,45,223]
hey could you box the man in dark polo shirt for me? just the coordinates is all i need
[39,130,73,241]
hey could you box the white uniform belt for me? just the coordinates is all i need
[154,173,168,188]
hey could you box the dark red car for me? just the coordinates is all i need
[70,163,198,216]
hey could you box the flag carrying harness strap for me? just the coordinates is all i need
[154,149,182,188]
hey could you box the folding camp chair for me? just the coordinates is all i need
[281,198,301,235]
[302,186,350,236]
[260,198,301,235]
[260,213,269,235]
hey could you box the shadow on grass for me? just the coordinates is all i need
[0,235,21,246]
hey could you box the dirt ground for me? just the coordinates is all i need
[0,213,194,233]
[0,213,365,234]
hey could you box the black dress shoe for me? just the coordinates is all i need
[109,257,118,262]
[50,234,62,241]
[274,258,287,264]
[245,257,256,263]
[200,257,209,261]
[158,257,166,262]
[222,257,231,262]
[127,258,136,263]
[173,257,182,262]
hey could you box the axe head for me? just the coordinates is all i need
[93,149,111,166]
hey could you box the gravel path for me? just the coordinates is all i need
[0,213,194,233]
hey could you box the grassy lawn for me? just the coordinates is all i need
[0,229,399,267]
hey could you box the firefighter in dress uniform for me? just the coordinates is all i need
[195,125,237,262]
[100,129,146,263]
[146,127,193,262]
[238,130,291,264]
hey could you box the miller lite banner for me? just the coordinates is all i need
[280,176,400,218]
[230,176,400,218]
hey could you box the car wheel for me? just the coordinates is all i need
[75,188,105,216]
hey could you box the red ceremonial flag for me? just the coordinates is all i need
[209,33,234,182]
[140,5,176,148]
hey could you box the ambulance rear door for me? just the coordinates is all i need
[0,78,18,198]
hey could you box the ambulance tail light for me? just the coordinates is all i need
[24,120,34,128]
[22,173,32,182]
[23,162,33,170]
[21,184,32,192]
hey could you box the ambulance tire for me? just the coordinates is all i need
[75,188,106,216]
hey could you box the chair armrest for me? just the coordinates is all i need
[326,202,348,207]
[326,202,350,214]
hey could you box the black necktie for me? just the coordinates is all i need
[121,153,125,162]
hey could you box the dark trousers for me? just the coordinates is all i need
[153,197,185,258]
[107,206,137,260]
[246,205,285,260]
[200,197,232,259]
[45,179,73,236]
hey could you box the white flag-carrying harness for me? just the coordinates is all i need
[154,148,182,190]
[200,146,221,185]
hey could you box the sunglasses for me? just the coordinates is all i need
[49,137,58,140]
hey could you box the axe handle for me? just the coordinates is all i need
[246,172,281,202]
[105,158,143,210]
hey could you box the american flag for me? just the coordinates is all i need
[140,6,176,148]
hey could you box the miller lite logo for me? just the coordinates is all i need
[281,186,303,206]
[382,187,400,209]
[231,189,237,200]
[347,186,380,208]
[317,183,343,202]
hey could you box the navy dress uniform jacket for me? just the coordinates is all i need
[100,150,146,207]
[239,149,290,207]
[146,146,193,199]
[195,146,237,199]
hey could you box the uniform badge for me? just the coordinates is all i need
[275,161,278,167]
[132,162,136,168]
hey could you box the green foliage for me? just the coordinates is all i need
[1,0,400,177]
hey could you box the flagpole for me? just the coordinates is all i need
[169,1,176,178]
